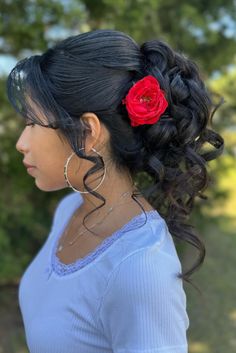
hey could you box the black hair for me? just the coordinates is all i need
[7,29,224,291]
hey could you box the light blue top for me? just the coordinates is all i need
[18,191,189,353]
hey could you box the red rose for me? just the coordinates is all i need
[122,75,168,127]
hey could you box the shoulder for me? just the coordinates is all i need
[96,212,182,299]
[103,241,183,302]
[98,239,189,351]
[99,217,184,307]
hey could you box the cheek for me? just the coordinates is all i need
[34,156,66,191]
[40,135,69,166]
[34,143,65,173]
[45,152,66,172]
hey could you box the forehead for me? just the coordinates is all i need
[21,96,61,139]
[25,95,49,124]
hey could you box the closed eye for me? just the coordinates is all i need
[25,122,59,129]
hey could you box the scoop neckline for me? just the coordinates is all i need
[51,209,160,276]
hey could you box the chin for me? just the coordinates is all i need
[35,180,68,192]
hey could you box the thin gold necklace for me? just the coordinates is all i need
[57,190,134,252]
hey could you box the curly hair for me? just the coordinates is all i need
[7,29,224,291]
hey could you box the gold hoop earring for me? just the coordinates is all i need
[63,147,106,193]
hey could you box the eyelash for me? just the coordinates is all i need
[25,122,59,129]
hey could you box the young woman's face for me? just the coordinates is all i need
[16,121,76,192]
[15,99,110,193]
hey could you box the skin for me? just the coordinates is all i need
[16,108,152,263]
[16,113,136,210]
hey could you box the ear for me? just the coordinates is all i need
[80,112,103,152]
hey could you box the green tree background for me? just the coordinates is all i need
[0,1,235,352]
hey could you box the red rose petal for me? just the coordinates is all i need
[123,75,168,127]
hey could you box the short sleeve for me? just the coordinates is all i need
[98,246,189,353]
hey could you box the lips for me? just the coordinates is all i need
[23,161,35,168]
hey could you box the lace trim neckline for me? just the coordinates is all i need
[51,209,159,276]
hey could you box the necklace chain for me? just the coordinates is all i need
[57,190,134,252]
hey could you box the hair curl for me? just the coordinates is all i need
[7,29,224,291]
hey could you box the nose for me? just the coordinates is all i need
[16,127,30,154]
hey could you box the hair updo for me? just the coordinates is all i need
[7,29,224,291]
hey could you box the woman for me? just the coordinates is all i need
[7,29,224,353]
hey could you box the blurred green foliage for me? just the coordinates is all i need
[0,0,235,284]
[83,0,236,73]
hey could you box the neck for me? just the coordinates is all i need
[78,167,138,216]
